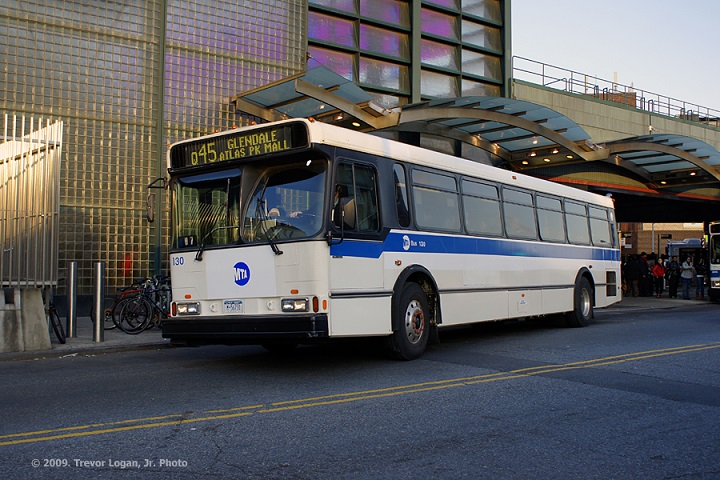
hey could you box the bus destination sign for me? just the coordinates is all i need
[171,122,308,169]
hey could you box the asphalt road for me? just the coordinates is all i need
[1,301,719,479]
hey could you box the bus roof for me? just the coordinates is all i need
[169,118,615,209]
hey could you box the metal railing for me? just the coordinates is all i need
[0,114,64,288]
[512,56,720,127]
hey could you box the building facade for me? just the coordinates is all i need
[0,0,508,295]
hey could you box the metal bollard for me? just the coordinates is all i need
[93,262,105,342]
[66,261,78,338]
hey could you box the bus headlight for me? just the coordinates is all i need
[282,298,309,312]
[712,280,720,288]
[176,302,201,315]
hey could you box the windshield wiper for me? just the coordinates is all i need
[194,225,240,261]
[254,197,283,256]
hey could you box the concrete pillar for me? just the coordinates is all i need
[0,292,24,353]
[21,289,51,351]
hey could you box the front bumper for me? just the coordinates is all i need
[161,314,329,344]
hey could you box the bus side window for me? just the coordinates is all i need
[333,162,379,233]
[393,164,410,228]
[565,201,590,245]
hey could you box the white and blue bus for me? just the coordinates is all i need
[160,119,621,359]
[707,222,720,300]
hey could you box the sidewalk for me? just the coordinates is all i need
[610,293,714,310]
[0,294,713,362]
[0,316,169,362]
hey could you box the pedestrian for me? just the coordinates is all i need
[623,255,642,297]
[638,252,651,296]
[652,261,666,297]
[666,255,681,298]
[681,256,694,300]
[695,257,706,300]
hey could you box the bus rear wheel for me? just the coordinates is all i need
[386,283,430,360]
[565,276,593,327]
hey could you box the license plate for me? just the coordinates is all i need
[223,300,244,313]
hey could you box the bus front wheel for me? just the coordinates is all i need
[565,276,593,327]
[386,283,430,360]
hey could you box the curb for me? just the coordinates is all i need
[0,340,171,362]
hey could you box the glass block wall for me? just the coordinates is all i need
[0,0,306,296]
[308,0,506,108]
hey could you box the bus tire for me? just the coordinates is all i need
[386,283,430,360]
[565,276,593,327]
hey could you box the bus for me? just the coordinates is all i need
[707,222,720,300]
[158,118,621,360]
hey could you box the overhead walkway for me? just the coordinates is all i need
[232,62,720,223]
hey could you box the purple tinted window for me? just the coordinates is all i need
[425,0,459,8]
[308,46,355,80]
[421,8,458,40]
[360,0,409,27]
[360,25,409,59]
[309,0,357,14]
[308,11,357,48]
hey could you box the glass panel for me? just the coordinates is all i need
[464,196,502,236]
[462,179,498,199]
[589,206,608,219]
[421,8,458,40]
[308,11,357,48]
[421,39,458,69]
[503,189,533,205]
[360,0,410,27]
[590,218,612,246]
[309,0,357,14]
[461,21,502,51]
[421,70,458,97]
[174,170,242,249]
[243,160,328,242]
[567,215,590,245]
[425,0,459,9]
[360,24,409,59]
[394,164,411,227]
[308,46,355,80]
[412,169,457,191]
[538,209,566,243]
[565,201,586,216]
[359,57,409,91]
[413,186,462,232]
[461,50,502,79]
[504,203,537,239]
[537,195,562,210]
[461,79,501,97]
[461,0,502,23]
[333,163,380,232]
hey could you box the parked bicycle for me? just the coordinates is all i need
[113,275,171,334]
[46,301,66,344]
[90,278,147,331]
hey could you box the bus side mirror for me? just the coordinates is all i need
[146,193,156,223]
[146,177,166,223]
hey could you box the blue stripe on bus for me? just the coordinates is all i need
[330,232,621,262]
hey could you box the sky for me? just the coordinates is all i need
[511,0,720,111]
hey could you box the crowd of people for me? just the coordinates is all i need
[622,252,707,300]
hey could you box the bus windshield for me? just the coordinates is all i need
[243,159,327,243]
[172,160,327,250]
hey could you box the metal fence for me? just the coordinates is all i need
[0,114,63,288]
[512,56,720,127]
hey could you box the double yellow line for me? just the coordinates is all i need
[2,343,718,447]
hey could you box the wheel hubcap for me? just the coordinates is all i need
[404,299,425,344]
[580,288,591,318]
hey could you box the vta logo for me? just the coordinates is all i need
[233,262,250,286]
